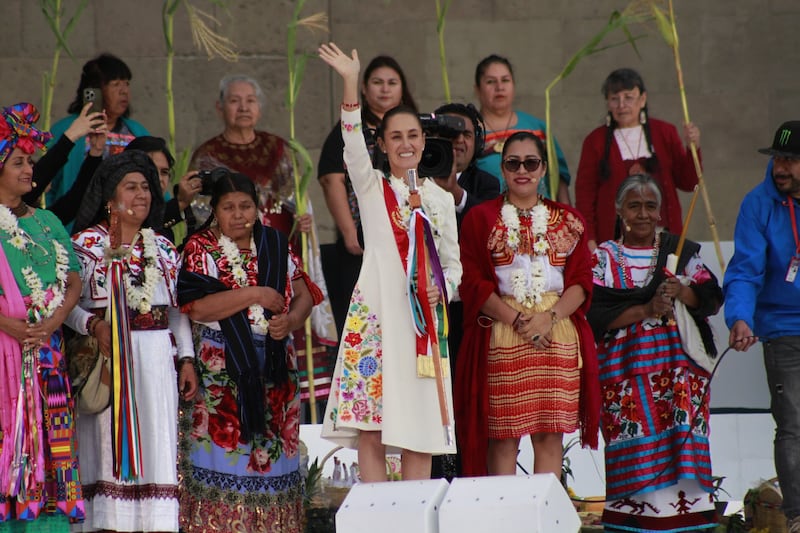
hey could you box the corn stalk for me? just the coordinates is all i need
[544,4,651,197]
[286,1,328,423]
[39,0,88,131]
[434,0,453,103]
[162,0,237,243]
[649,0,725,273]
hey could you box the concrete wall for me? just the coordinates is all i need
[1,0,798,243]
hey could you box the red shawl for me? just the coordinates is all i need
[455,196,600,476]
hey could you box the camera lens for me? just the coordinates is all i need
[419,138,453,178]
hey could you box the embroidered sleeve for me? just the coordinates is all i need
[341,108,380,199]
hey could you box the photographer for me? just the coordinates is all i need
[124,136,201,244]
[428,103,500,480]
[431,103,500,225]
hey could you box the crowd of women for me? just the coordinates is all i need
[0,44,720,533]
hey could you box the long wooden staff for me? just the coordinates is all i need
[407,169,454,447]
[665,0,725,273]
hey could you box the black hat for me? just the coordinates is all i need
[758,121,800,159]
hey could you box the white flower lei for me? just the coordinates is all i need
[0,206,70,319]
[110,228,160,314]
[502,200,551,308]
[388,176,440,231]
[217,233,270,331]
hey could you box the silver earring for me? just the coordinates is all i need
[639,109,647,125]
[605,113,612,127]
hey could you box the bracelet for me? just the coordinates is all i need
[549,309,560,326]
[87,316,101,336]
[341,101,360,111]
[511,311,522,329]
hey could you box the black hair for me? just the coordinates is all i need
[377,104,423,140]
[501,130,547,164]
[124,136,175,168]
[433,102,486,162]
[474,54,514,87]
[209,170,258,210]
[600,68,658,181]
[361,55,418,127]
[67,53,133,116]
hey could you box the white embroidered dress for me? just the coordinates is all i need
[65,225,193,532]
[322,109,462,454]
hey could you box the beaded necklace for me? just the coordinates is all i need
[616,232,660,288]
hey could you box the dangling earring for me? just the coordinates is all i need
[605,112,612,127]
[639,109,647,125]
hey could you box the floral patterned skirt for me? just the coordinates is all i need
[599,322,716,531]
[179,326,304,533]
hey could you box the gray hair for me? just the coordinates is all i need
[614,173,662,211]
[218,74,265,106]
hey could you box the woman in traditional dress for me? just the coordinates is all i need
[177,170,317,532]
[575,68,701,250]
[191,74,336,413]
[587,173,722,532]
[66,150,198,532]
[0,103,84,531]
[456,130,599,478]
[318,54,417,336]
[318,43,461,482]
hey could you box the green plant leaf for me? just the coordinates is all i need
[287,138,314,201]
[651,4,675,46]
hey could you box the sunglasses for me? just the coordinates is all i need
[502,158,543,172]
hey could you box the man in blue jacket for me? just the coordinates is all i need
[724,120,800,533]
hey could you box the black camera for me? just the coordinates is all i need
[197,167,229,196]
[418,113,465,178]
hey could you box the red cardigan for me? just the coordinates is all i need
[455,196,600,477]
[574,118,700,244]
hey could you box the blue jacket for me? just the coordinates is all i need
[724,160,800,339]
[45,114,149,205]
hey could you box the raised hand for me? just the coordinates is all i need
[318,42,360,80]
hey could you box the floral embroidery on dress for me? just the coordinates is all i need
[341,121,361,133]
[332,286,383,426]
[190,332,300,474]
[601,367,709,443]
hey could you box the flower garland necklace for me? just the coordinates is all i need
[0,205,70,319]
[501,199,551,308]
[106,228,160,314]
[217,233,270,331]
[388,175,440,232]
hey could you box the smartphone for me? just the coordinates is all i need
[82,87,103,115]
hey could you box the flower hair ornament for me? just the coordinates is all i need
[0,103,52,167]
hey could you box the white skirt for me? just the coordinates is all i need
[71,329,179,532]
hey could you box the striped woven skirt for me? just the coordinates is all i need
[487,293,580,439]
[599,321,717,532]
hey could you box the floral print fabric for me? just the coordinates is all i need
[330,286,384,427]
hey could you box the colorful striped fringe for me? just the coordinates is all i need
[108,259,142,481]
[406,206,449,378]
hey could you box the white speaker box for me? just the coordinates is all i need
[438,474,580,533]
[336,478,450,533]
